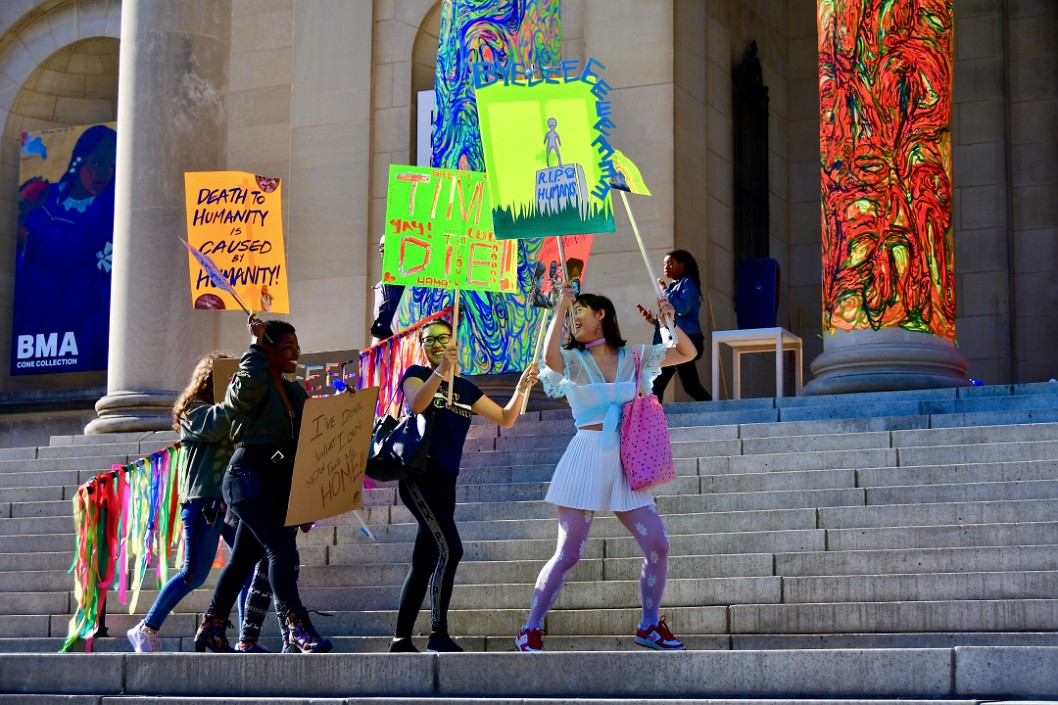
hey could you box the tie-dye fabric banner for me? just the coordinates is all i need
[359,306,454,418]
[818,0,955,340]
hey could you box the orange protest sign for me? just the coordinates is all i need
[183,171,288,313]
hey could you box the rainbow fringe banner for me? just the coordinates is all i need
[61,443,185,653]
[358,306,454,419]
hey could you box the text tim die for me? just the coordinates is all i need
[382,165,518,294]
[183,171,289,313]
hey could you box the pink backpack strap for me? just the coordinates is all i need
[629,345,645,398]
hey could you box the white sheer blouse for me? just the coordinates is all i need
[540,343,667,434]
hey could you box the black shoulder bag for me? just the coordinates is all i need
[365,390,435,482]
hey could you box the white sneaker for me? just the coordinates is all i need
[127,621,160,653]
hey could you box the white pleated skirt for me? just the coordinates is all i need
[544,429,655,512]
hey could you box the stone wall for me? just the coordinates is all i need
[952,0,1058,385]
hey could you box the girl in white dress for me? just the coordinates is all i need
[516,285,698,652]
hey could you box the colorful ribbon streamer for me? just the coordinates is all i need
[61,443,185,652]
[358,306,454,418]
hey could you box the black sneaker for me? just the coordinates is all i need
[388,637,418,653]
[426,631,463,653]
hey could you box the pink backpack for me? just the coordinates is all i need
[620,347,676,491]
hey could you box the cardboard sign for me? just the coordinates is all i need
[183,171,288,313]
[473,58,616,239]
[382,165,518,292]
[285,387,379,526]
[529,234,594,309]
[211,358,240,406]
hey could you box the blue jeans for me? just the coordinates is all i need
[143,498,247,630]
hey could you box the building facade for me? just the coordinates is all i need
[0,0,1054,440]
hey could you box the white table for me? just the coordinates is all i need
[712,327,803,400]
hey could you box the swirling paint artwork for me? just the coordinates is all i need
[818,0,955,340]
[396,0,559,375]
[432,0,560,172]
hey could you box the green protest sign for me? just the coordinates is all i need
[382,165,518,292]
[473,58,616,240]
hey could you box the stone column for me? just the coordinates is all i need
[86,0,231,434]
[805,0,969,395]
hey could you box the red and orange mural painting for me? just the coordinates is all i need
[818,0,955,340]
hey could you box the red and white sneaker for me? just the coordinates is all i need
[515,626,544,652]
[634,616,685,650]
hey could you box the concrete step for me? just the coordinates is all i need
[660,487,866,512]
[397,495,1058,530]
[775,544,1058,576]
[865,479,1058,505]
[0,590,69,614]
[696,439,1058,476]
[891,421,1058,447]
[0,447,37,461]
[666,407,781,428]
[0,533,75,554]
[699,467,856,493]
[328,528,825,565]
[739,431,891,455]
[897,439,1058,466]
[0,516,75,536]
[94,576,783,617]
[826,520,1058,551]
[0,485,65,503]
[735,415,929,438]
[349,507,821,543]
[16,630,1057,654]
[699,447,896,475]
[0,697,992,705]
[782,570,1058,603]
[48,430,176,447]
[731,631,1058,649]
[88,604,729,639]
[929,407,1058,428]
[0,469,82,489]
[9,475,1052,523]
[700,459,1058,494]
[0,456,114,473]
[2,647,1056,699]
[730,599,1058,633]
[35,442,145,460]
[0,567,77,591]
[859,458,1058,487]
[818,497,1058,528]
[460,447,565,468]
[6,499,76,519]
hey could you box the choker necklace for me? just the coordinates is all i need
[584,338,606,349]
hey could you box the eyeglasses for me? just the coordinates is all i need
[421,334,452,347]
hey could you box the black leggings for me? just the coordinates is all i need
[652,332,711,401]
[395,461,463,637]
[209,446,305,620]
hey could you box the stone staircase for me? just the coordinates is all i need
[2,383,1058,702]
